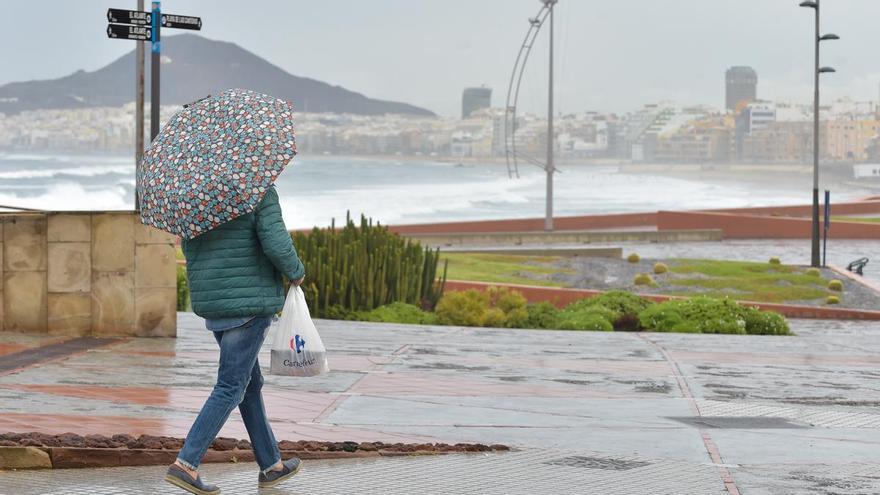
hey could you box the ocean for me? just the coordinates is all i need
[0,153,868,228]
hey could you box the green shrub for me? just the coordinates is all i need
[562,304,617,322]
[653,262,669,274]
[176,264,191,311]
[435,289,488,327]
[805,267,821,277]
[525,302,561,329]
[293,213,448,315]
[573,291,653,319]
[638,297,790,336]
[503,307,530,328]
[639,297,747,334]
[826,295,840,305]
[362,302,437,325]
[558,312,613,331]
[769,257,781,265]
[557,304,615,332]
[483,308,507,328]
[487,286,528,313]
[634,273,655,286]
[627,253,641,263]
[741,309,790,336]
[828,279,843,292]
[320,304,363,321]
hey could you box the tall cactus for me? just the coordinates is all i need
[292,213,447,316]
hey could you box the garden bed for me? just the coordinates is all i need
[0,432,508,470]
[443,254,879,311]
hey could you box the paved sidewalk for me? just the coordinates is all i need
[2,314,880,493]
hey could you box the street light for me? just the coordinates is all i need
[799,0,838,267]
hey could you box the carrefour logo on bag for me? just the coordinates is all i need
[289,335,306,354]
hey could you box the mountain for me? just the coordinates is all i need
[0,34,435,116]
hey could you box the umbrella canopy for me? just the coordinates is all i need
[138,88,297,239]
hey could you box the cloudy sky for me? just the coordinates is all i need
[2,0,878,116]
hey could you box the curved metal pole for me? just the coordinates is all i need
[504,22,537,178]
[504,4,551,179]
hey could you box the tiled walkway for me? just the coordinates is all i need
[2,314,880,493]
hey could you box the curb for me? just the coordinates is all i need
[0,446,496,470]
[444,280,880,321]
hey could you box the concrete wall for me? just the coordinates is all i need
[406,229,721,247]
[384,212,658,235]
[0,212,177,337]
[657,211,880,240]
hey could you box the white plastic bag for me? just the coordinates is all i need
[270,286,330,377]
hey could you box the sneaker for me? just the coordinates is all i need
[258,458,302,488]
[165,464,221,495]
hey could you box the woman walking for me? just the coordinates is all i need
[167,185,305,494]
[137,89,305,494]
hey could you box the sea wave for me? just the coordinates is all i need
[0,165,134,180]
[0,183,131,211]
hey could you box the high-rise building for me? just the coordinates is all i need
[725,66,758,112]
[462,87,492,118]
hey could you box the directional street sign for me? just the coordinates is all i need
[161,14,202,30]
[107,8,152,26]
[107,24,152,41]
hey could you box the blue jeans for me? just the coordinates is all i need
[177,316,281,473]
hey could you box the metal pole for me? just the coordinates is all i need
[810,0,821,267]
[135,0,145,210]
[150,1,161,141]
[823,189,830,267]
[544,0,555,232]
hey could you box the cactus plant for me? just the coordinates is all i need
[653,262,669,274]
[769,257,781,265]
[292,212,448,316]
[828,279,843,292]
[634,273,655,286]
[627,253,641,263]
[805,267,821,277]
[826,295,840,305]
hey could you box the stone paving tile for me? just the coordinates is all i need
[731,462,880,495]
[697,399,880,428]
[0,449,727,495]
[3,316,880,493]
[0,383,339,422]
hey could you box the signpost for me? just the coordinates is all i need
[107,24,152,41]
[106,4,202,209]
[107,8,152,25]
[161,14,202,30]
[150,2,161,142]
[106,4,202,139]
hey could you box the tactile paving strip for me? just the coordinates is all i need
[697,400,880,428]
[0,449,726,495]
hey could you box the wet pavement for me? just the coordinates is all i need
[1,314,880,493]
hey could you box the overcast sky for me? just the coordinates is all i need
[2,0,879,116]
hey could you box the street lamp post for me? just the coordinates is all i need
[799,0,838,267]
[544,0,557,231]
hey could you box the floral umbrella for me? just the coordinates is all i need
[138,88,297,239]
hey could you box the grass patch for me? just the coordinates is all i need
[830,216,880,224]
[440,253,572,287]
[667,259,831,303]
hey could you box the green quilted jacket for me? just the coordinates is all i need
[182,186,305,319]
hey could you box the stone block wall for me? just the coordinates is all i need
[0,211,177,337]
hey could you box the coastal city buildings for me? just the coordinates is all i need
[1,88,879,167]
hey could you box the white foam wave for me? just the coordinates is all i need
[0,165,134,180]
[0,183,131,211]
